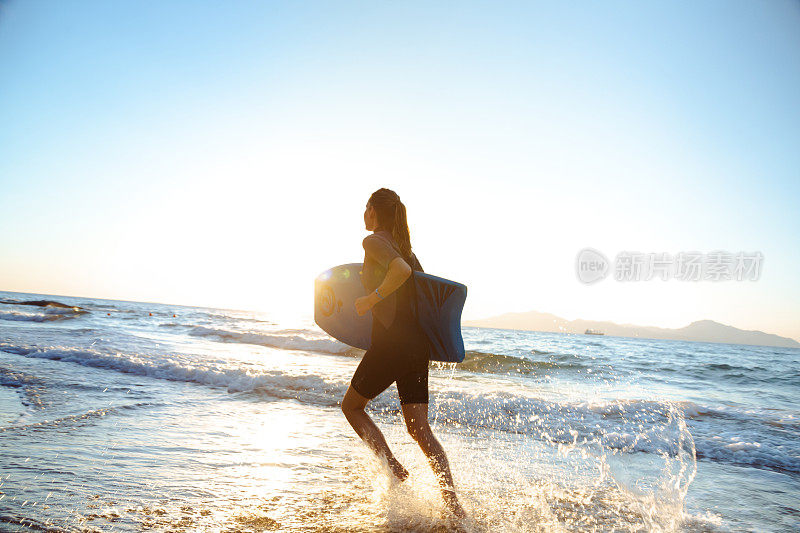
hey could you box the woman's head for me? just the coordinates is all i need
[364,188,412,259]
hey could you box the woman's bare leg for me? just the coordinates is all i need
[402,403,466,518]
[341,385,408,481]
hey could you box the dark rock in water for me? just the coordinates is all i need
[0,299,83,310]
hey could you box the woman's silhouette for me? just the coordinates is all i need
[341,187,466,519]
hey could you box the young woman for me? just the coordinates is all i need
[341,187,466,519]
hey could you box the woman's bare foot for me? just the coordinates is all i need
[387,456,409,482]
[442,488,467,519]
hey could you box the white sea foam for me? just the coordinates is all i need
[0,308,83,322]
[725,440,761,452]
[0,310,53,322]
[0,342,349,404]
[188,325,353,354]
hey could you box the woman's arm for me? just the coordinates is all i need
[355,257,412,316]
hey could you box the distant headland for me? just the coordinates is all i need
[463,311,800,349]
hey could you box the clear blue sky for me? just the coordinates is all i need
[1,1,799,340]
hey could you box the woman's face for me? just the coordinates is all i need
[364,202,378,231]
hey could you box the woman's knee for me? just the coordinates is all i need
[342,385,369,414]
[402,403,430,441]
[406,418,432,442]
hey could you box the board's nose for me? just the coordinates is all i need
[316,283,336,318]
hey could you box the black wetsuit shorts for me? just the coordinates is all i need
[350,310,430,405]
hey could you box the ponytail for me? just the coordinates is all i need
[392,201,412,259]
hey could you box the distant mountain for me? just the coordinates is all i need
[463,311,800,349]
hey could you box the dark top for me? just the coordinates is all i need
[359,230,423,330]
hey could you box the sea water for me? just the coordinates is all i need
[0,290,798,532]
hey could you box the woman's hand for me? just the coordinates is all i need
[355,292,380,316]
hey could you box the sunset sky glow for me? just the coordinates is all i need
[1,1,798,340]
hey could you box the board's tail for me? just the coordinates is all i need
[413,273,467,363]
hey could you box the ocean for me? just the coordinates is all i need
[0,290,798,532]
